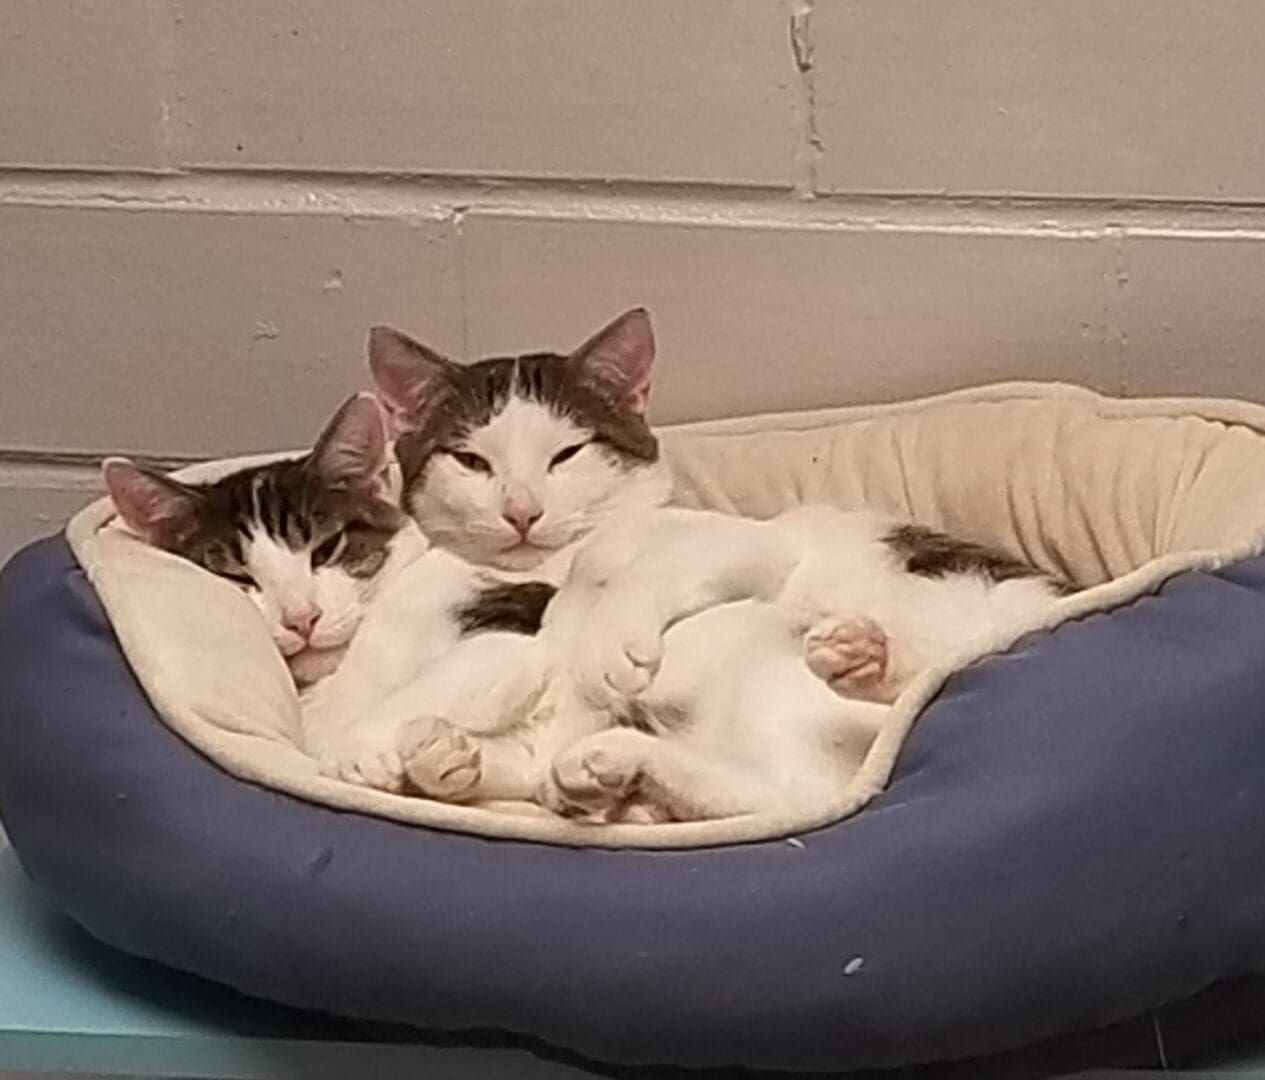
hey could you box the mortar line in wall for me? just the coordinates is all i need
[150,0,179,170]
[8,170,1265,238]
[1103,226,1130,396]
[0,448,203,474]
[450,203,471,359]
[788,0,822,199]
[12,164,1265,214]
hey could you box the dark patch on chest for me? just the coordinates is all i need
[884,524,1073,592]
[455,580,557,636]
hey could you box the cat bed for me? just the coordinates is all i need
[5,381,1265,1073]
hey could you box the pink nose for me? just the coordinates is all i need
[282,606,320,638]
[502,507,543,536]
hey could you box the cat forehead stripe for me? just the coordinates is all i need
[395,351,657,488]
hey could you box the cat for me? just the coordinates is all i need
[102,393,422,688]
[301,307,674,772]
[387,504,1072,824]
[375,502,1071,824]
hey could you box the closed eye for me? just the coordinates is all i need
[445,449,493,474]
[548,441,590,470]
[312,530,345,568]
[219,570,255,589]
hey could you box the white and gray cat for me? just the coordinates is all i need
[102,394,424,687]
[309,311,1072,823]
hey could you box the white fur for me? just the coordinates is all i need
[531,506,1062,822]
[349,505,1064,822]
[244,522,427,685]
[103,392,412,690]
[409,395,670,572]
[303,397,672,770]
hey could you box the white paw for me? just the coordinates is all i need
[398,717,482,802]
[318,735,405,794]
[804,614,889,695]
[614,800,673,825]
[544,731,646,823]
[575,594,664,707]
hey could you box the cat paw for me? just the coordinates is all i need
[576,595,665,706]
[804,615,889,695]
[398,717,482,802]
[544,732,646,823]
[318,738,405,794]
[614,800,673,825]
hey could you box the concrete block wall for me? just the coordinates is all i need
[4,1,1265,559]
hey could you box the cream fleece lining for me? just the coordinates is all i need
[65,382,1265,848]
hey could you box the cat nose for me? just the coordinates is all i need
[502,507,543,536]
[282,605,320,638]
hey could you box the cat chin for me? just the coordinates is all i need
[288,645,347,688]
[416,527,569,572]
[470,541,559,573]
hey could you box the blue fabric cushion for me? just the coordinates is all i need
[2,535,1265,1073]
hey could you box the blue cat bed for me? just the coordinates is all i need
[5,384,1265,1074]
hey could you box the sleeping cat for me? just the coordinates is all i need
[102,394,421,687]
[300,308,674,770]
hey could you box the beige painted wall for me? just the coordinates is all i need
[4,1,1265,559]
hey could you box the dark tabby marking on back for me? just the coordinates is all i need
[884,524,1074,593]
[156,460,403,583]
[455,580,557,636]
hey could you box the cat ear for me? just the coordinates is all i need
[568,307,656,414]
[366,325,457,430]
[306,393,388,491]
[101,458,203,549]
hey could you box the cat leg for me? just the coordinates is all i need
[399,671,609,804]
[396,719,540,803]
[572,514,805,705]
[390,636,552,804]
[317,632,537,794]
[543,728,776,823]
[316,696,412,793]
[300,553,489,752]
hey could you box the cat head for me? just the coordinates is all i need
[367,307,672,571]
[102,393,408,685]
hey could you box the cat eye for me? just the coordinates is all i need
[548,442,589,470]
[446,449,492,474]
[311,531,345,568]
[202,543,253,588]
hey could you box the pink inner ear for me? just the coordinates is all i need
[624,365,654,413]
[102,459,198,546]
[571,308,656,414]
[366,325,454,427]
[310,394,388,487]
